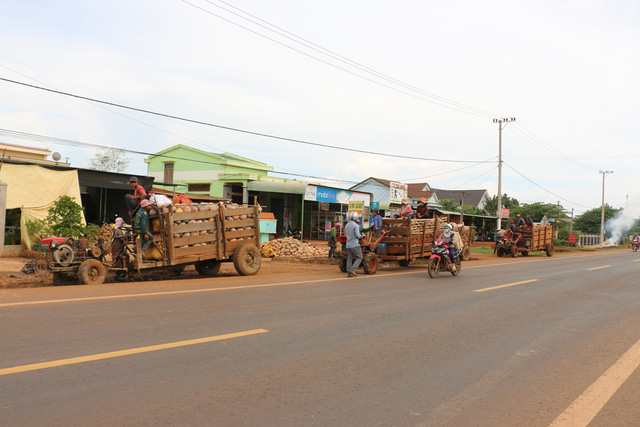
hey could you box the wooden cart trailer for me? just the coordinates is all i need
[25,202,262,285]
[338,215,473,275]
[517,224,554,256]
[495,224,554,257]
[378,216,473,265]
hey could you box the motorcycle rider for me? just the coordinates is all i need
[438,223,457,268]
[632,234,639,250]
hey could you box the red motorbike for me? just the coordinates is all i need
[632,240,639,252]
[427,239,462,278]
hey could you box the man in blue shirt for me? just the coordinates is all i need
[370,209,382,234]
[344,212,363,277]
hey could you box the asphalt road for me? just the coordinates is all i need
[2,250,640,426]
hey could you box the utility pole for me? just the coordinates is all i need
[460,191,465,225]
[600,170,613,244]
[493,117,516,231]
[570,208,574,232]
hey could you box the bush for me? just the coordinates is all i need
[46,196,85,238]
[554,239,568,247]
[25,218,53,241]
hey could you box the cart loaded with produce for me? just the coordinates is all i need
[22,201,262,285]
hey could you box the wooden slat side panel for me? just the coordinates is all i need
[172,222,217,234]
[225,230,257,239]
[173,210,220,221]
[174,245,218,258]
[221,219,256,229]
[220,207,256,217]
[172,234,217,247]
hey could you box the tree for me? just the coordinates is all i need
[89,147,130,172]
[439,199,460,212]
[512,202,568,223]
[482,194,520,216]
[573,205,621,235]
[46,195,85,238]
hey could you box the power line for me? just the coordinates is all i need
[186,0,500,119]
[502,161,591,209]
[400,156,497,182]
[451,165,498,189]
[0,77,488,164]
[0,128,358,184]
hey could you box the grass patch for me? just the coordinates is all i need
[470,246,494,254]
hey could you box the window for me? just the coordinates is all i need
[163,163,174,184]
[187,183,210,192]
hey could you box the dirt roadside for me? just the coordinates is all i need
[0,247,607,289]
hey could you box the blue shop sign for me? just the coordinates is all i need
[315,187,337,203]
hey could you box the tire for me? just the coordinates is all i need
[339,258,347,273]
[451,258,462,276]
[427,258,440,278]
[398,259,411,267]
[233,243,261,276]
[521,250,529,256]
[461,246,471,261]
[362,253,378,274]
[195,260,221,276]
[545,243,555,257]
[115,270,128,281]
[78,259,107,285]
[496,247,504,257]
[510,245,518,258]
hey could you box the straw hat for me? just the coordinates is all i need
[401,198,408,204]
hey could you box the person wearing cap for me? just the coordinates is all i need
[525,215,534,227]
[415,198,429,219]
[509,219,517,235]
[516,213,526,227]
[125,176,147,214]
[328,222,341,259]
[345,211,363,277]
[133,199,154,255]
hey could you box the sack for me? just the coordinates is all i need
[178,194,192,204]
[453,231,463,250]
[144,246,163,260]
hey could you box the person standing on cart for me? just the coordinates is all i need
[133,199,154,256]
[345,212,363,277]
[125,176,147,214]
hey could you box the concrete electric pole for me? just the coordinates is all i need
[493,117,516,231]
[600,170,613,244]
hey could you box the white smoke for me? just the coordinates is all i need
[606,201,640,245]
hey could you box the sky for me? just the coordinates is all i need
[1,0,638,216]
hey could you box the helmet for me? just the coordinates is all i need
[349,211,359,221]
[443,224,452,231]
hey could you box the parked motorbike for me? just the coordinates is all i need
[427,238,462,278]
[632,240,639,252]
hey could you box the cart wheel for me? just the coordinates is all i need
[496,247,504,257]
[545,243,555,257]
[78,259,107,285]
[521,250,529,256]
[233,243,261,276]
[451,258,462,276]
[339,258,347,273]
[195,260,221,276]
[363,253,378,274]
[398,259,411,267]
[510,245,518,258]
[461,246,471,261]
[427,258,440,278]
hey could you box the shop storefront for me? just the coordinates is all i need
[246,181,372,240]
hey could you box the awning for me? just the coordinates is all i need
[247,180,309,195]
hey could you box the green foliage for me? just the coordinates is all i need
[483,194,520,215]
[573,205,621,234]
[83,224,101,243]
[46,196,85,238]
[25,218,52,239]
[511,202,568,224]
[439,199,460,212]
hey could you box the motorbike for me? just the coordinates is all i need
[427,238,462,278]
[633,240,639,252]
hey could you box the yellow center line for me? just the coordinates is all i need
[0,329,268,377]
[549,336,640,427]
[474,279,539,293]
[634,259,640,262]
[587,265,611,271]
